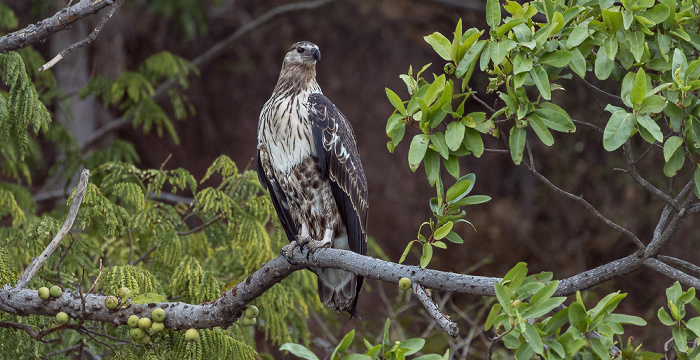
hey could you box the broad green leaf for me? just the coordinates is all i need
[513,52,534,75]
[503,262,528,288]
[530,65,551,100]
[664,147,684,177]
[424,75,446,106]
[643,3,670,24]
[486,0,501,28]
[420,242,433,268]
[463,127,484,157]
[408,134,430,172]
[595,46,613,80]
[456,40,486,81]
[280,343,320,360]
[566,18,590,49]
[636,115,662,142]
[445,231,464,244]
[494,282,512,307]
[485,303,502,330]
[538,50,573,68]
[605,313,647,326]
[433,240,447,249]
[673,327,688,352]
[490,40,513,65]
[430,132,450,159]
[528,113,554,146]
[509,126,526,165]
[639,95,667,114]
[446,122,466,151]
[590,338,611,360]
[452,194,492,206]
[399,241,414,264]
[686,317,700,337]
[386,88,406,115]
[568,302,589,332]
[424,149,441,186]
[496,19,527,38]
[424,32,453,61]
[569,48,586,78]
[434,221,453,240]
[603,110,635,151]
[530,281,558,305]
[344,355,372,360]
[446,178,472,203]
[130,293,167,305]
[444,155,460,179]
[398,339,426,356]
[664,136,683,162]
[631,68,647,107]
[522,323,544,354]
[603,37,618,60]
[534,102,575,132]
[333,330,355,356]
[629,31,645,63]
[522,297,566,319]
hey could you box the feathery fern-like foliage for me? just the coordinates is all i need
[0,247,18,286]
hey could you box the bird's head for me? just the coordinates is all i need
[283,41,321,68]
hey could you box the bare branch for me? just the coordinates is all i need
[16,170,90,288]
[523,141,645,249]
[644,197,692,258]
[643,258,700,289]
[623,141,681,211]
[658,255,700,277]
[412,283,459,337]
[572,119,604,133]
[579,77,623,102]
[0,0,118,53]
[133,246,157,266]
[0,320,41,339]
[82,0,336,149]
[38,0,126,72]
[554,254,643,296]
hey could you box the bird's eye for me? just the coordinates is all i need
[296,47,304,53]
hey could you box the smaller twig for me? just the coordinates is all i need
[87,259,103,294]
[56,233,78,285]
[692,203,700,214]
[16,170,90,288]
[128,229,134,265]
[487,327,514,360]
[133,246,157,265]
[0,321,42,340]
[176,215,222,236]
[623,141,681,211]
[658,255,700,277]
[38,0,126,72]
[579,77,623,102]
[159,153,173,171]
[572,119,603,133]
[644,257,700,289]
[412,282,459,337]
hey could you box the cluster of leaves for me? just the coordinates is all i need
[280,318,449,360]
[386,0,700,199]
[485,263,654,360]
[657,282,700,359]
[399,173,490,268]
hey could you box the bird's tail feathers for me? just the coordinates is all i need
[318,268,358,315]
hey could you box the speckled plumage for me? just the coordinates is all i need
[257,41,368,316]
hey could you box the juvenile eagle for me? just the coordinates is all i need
[257,41,368,317]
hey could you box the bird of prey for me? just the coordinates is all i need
[257,41,368,317]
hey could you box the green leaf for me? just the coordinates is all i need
[673,327,688,352]
[568,302,589,332]
[398,338,426,355]
[445,231,464,244]
[528,114,554,146]
[463,127,485,157]
[509,126,526,165]
[534,102,575,132]
[408,134,430,172]
[420,242,433,268]
[430,132,450,160]
[446,122,466,151]
[424,149,441,186]
[485,303,502,330]
[538,50,573,68]
[333,330,355,357]
[566,19,590,49]
[522,323,544,354]
[595,46,613,80]
[664,146,684,177]
[486,0,501,28]
[503,262,528,288]
[569,48,586,78]
[664,136,683,162]
[605,313,647,326]
[444,155,460,179]
[386,88,406,115]
[530,281,558,305]
[424,32,453,61]
[456,40,486,81]
[522,297,567,319]
[530,65,551,100]
[590,338,611,360]
[452,195,492,206]
[630,31,645,62]
[494,282,512,307]
[639,95,667,114]
[631,68,647,107]
[686,317,700,337]
[434,221,453,240]
[280,343,320,360]
[129,293,167,305]
[399,241,414,264]
[446,178,472,203]
[636,115,663,143]
[603,110,635,151]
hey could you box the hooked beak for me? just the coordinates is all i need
[311,48,321,62]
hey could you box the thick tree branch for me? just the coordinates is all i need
[16,169,90,288]
[38,0,126,72]
[0,0,118,53]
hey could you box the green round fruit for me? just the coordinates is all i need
[398,277,412,290]
[242,317,256,326]
[38,287,50,300]
[444,62,456,75]
[127,315,140,328]
[151,308,166,322]
[56,311,69,324]
[511,299,522,309]
[129,327,145,340]
[151,322,165,333]
[244,305,259,318]
[137,317,152,329]
[185,328,199,342]
[105,296,119,310]
[118,287,131,299]
[49,285,63,298]
[137,334,151,344]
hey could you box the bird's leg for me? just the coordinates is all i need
[304,228,333,260]
[280,223,311,264]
